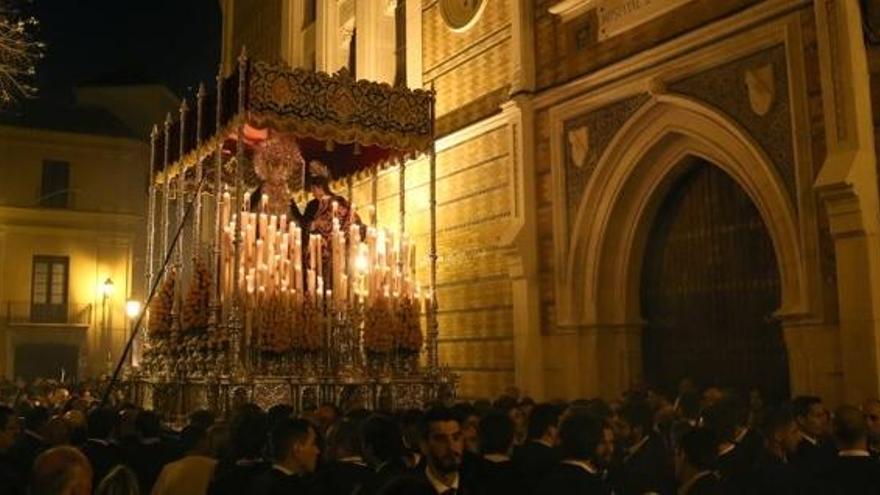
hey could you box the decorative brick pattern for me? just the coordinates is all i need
[670,45,796,205]
[532,0,761,90]
[423,0,512,71]
[429,39,513,118]
[232,0,283,64]
[563,94,651,230]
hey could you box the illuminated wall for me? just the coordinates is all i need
[0,126,147,380]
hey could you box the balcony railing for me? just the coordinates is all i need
[5,301,93,326]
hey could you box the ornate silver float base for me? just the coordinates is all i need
[124,370,456,423]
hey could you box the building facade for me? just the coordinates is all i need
[220,0,880,404]
[0,86,177,381]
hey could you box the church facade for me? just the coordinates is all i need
[219,0,880,405]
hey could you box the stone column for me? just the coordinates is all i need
[596,324,643,400]
[316,0,340,72]
[281,0,306,68]
[781,319,843,405]
[509,0,535,94]
[500,96,545,399]
[405,0,423,88]
[814,0,880,402]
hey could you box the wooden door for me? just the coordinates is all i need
[31,256,69,323]
[640,162,789,401]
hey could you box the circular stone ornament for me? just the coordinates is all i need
[439,0,486,32]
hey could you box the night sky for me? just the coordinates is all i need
[24,0,221,103]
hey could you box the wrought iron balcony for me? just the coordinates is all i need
[4,301,93,326]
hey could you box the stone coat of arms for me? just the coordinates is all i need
[744,64,775,117]
[568,125,590,169]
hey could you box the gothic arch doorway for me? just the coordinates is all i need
[640,160,790,401]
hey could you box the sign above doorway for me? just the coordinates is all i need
[549,0,693,41]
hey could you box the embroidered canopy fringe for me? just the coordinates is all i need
[150,59,434,185]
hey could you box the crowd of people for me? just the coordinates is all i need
[1,377,880,494]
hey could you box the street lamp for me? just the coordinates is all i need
[125,300,142,319]
[100,277,114,374]
[126,299,142,367]
[101,277,114,299]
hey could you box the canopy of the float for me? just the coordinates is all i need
[150,58,434,185]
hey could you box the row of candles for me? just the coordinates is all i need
[217,191,431,312]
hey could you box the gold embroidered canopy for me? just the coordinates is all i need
[150,56,434,184]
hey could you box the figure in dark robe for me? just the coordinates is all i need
[290,160,360,290]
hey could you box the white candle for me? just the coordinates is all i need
[221,192,231,229]
[259,213,268,241]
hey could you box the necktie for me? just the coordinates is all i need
[440,490,457,495]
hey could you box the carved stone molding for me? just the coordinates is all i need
[556,94,806,327]
[670,45,795,205]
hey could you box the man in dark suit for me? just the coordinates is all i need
[122,409,176,493]
[536,411,610,495]
[610,400,673,494]
[751,405,802,494]
[208,406,271,495]
[251,417,320,495]
[675,428,724,495]
[0,406,25,495]
[472,411,524,495]
[8,405,48,480]
[79,407,121,488]
[790,395,836,484]
[452,402,484,485]
[418,406,471,495]
[359,413,410,495]
[702,397,761,494]
[512,403,561,493]
[863,398,880,458]
[817,405,880,494]
[311,418,374,495]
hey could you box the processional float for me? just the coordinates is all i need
[124,50,455,419]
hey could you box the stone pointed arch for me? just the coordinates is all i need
[562,93,806,328]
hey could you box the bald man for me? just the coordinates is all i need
[31,446,93,495]
[820,405,880,493]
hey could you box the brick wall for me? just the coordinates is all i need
[423,0,513,125]
[389,1,517,399]
[232,0,283,65]
[532,0,761,90]
[346,123,515,399]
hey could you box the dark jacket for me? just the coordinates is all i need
[681,472,726,495]
[816,454,880,494]
[310,459,375,495]
[536,462,610,495]
[611,433,674,495]
[79,438,123,488]
[208,458,271,495]
[8,431,46,480]
[471,457,526,495]
[359,457,411,495]
[0,452,25,495]
[750,448,799,495]
[251,466,313,495]
[512,441,560,494]
[790,436,836,485]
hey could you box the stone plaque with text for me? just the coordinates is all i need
[597,0,693,40]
